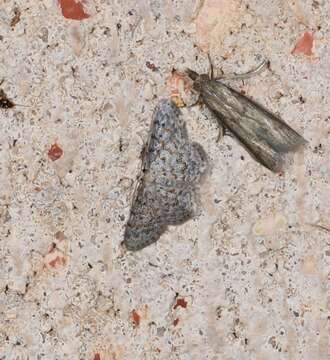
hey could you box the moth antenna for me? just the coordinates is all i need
[13,103,30,108]
[207,53,214,79]
[216,59,268,81]
[187,95,203,108]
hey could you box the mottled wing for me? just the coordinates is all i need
[201,80,306,172]
[123,100,207,251]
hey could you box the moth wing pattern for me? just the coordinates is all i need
[200,79,306,172]
[123,100,207,251]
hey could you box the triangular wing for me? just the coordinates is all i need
[123,100,207,251]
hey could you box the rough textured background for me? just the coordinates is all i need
[0,0,329,359]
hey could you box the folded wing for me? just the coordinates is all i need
[201,80,306,172]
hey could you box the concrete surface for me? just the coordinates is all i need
[0,0,329,359]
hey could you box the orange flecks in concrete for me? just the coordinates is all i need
[292,32,314,56]
[58,0,90,20]
[55,231,65,241]
[132,309,140,327]
[301,255,318,275]
[174,297,188,309]
[10,7,21,28]
[48,143,63,161]
[49,255,66,268]
[44,248,68,270]
[195,0,243,53]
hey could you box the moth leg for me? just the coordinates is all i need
[187,94,203,108]
[216,125,233,142]
[216,125,224,142]
[214,114,233,142]
[214,59,268,81]
[224,129,233,138]
[215,115,226,142]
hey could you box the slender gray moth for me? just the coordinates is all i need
[186,59,307,172]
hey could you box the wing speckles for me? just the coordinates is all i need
[123,100,208,251]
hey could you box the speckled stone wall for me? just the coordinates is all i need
[0,1,329,359]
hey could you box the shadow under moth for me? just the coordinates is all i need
[186,60,307,172]
[123,100,208,251]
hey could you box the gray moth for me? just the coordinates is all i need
[186,62,307,173]
[123,100,208,251]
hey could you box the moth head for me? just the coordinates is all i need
[185,68,198,81]
[185,69,209,93]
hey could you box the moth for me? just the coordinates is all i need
[0,89,15,109]
[186,59,307,172]
[123,100,208,251]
